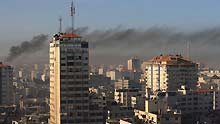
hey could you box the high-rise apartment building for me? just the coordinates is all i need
[145,55,198,91]
[0,62,13,105]
[49,33,89,124]
[127,57,141,72]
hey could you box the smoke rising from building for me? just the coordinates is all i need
[4,26,220,68]
[5,34,48,63]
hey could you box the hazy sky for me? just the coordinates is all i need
[1,0,220,56]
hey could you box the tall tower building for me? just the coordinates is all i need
[127,57,141,72]
[0,62,13,105]
[49,33,89,124]
[145,55,198,92]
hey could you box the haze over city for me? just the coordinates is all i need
[1,0,220,68]
[1,1,220,124]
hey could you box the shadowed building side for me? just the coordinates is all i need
[0,62,13,105]
[49,33,89,124]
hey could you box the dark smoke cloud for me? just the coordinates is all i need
[86,26,220,48]
[4,26,220,68]
[6,34,48,62]
[81,26,220,68]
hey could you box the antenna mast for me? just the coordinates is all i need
[70,0,75,33]
[59,16,62,33]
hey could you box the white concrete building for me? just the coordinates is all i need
[18,70,23,78]
[145,55,198,92]
[106,70,122,81]
[114,88,140,107]
[98,67,106,75]
[127,57,141,72]
[115,78,141,89]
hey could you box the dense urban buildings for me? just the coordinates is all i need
[1,2,220,124]
[2,52,220,124]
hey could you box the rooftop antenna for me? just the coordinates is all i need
[59,16,62,33]
[70,0,75,33]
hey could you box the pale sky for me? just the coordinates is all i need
[1,0,220,56]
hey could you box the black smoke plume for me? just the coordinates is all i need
[4,26,220,68]
[6,34,48,62]
[81,26,220,68]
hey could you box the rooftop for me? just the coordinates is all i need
[53,32,81,41]
[0,62,10,68]
[59,33,81,38]
[149,55,195,65]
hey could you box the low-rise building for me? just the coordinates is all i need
[114,88,140,107]
[107,102,134,123]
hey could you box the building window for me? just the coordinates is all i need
[81,42,88,48]
[181,98,186,101]
[193,97,198,100]
[67,62,74,66]
[67,56,74,60]
[61,63,66,66]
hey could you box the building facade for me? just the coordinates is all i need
[49,33,89,124]
[127,57,141,72]
[145,55,198,92]
[114,88,140,107]
[0,62,13,105]
[155,87,217,124]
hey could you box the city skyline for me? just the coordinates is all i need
[2,1,220,124]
